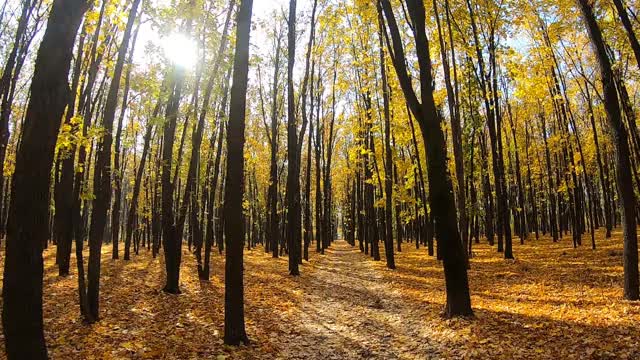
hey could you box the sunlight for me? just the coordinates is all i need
[162,33,198,68]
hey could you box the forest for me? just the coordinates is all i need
[0,0,639,358]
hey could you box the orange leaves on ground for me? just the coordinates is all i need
[1,228,639,359]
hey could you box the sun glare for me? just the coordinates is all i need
[162,33,198,68]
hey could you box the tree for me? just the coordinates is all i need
[223,0,253,345]
[112,11,142,260]
[266,19,284,259]
[1,0,89,356]
[378,0,473,317]
[286,0,301,276]
[161,0,196,295]
[576,0,639,300]
[378,4,395,270]
[181,0,235,280]
[0,0,37,237]
[612,0,640,71]
[87,0,142,322]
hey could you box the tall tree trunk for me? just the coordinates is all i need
[55,29,85,277]
[73,1,109,321]
[299,0,318,261]
[224,0,253,345]
[161,4,196,294]
[303,65,315,261]
[314,75,324,254]
[378,6,395,269]
[577,0,639,300]
[433,0,467,261]
[612,0,640,71]
[539,110,559,242]
[125,101,159,260]
[87,0,141,321]
[380,0,472,317]
[323,56,338,252]
[585,83,612,237]
[202,70,229,279]
[112,18,142,259]
[2,0,88,356]
[267,24,283,259]
[506,97,527,244]
[178,0,234,255]
[286,0,301,276]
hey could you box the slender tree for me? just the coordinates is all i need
[286,0,301,275]
[576,0,639,300]
[377,3,395,269]
[112,13,142,260]
[87,0,142,321]
[161,1,196,295]
[379,0,473,317]
[223,0,253,345]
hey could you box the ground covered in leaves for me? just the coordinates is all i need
[1,229,639,359]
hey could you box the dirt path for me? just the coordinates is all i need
[277,241,440,360]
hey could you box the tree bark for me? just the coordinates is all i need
[378,4,395,269]
[2,0,88,356]
[87,0,141,320]
[612,0,640,71]
[286,0,301,276]
[161,2,196,294]
[379,0,472,317]
[223,0,253,345]
[112,17,142,259]
[577,0,639,300]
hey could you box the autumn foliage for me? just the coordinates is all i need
[2,0,640,358]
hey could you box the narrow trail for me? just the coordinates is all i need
[278,241,440,360]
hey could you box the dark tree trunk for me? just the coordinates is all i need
[524,123,539,240]
[407,109,431,255]
[2,0,88,357]
[87,0,141,320]
[267,23,284,259]
[125,100,160,260]
[380,0,472,317]
[506,98,527,244]
[586,86,611,239]
[577,0,639,300]
[223,0,253,345]
[179,1,234,264]
[202,82,228,279]
[539,111,558,242]
[613,0,640,71]
[433,0,467,262]
[378,6,395,269]
[161,4,196,294]
[315,75,324,254]
[112,18,142,260]
[73,1,109,321]
[479,134,495,245]
[55,29,85,277]
[392,134,403,252]
[286,0,301,276]
[299,0,318,261]
[303,79,314,261]
[323,58,338,252]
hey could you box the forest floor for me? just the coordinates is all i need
[0,229,640,359]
